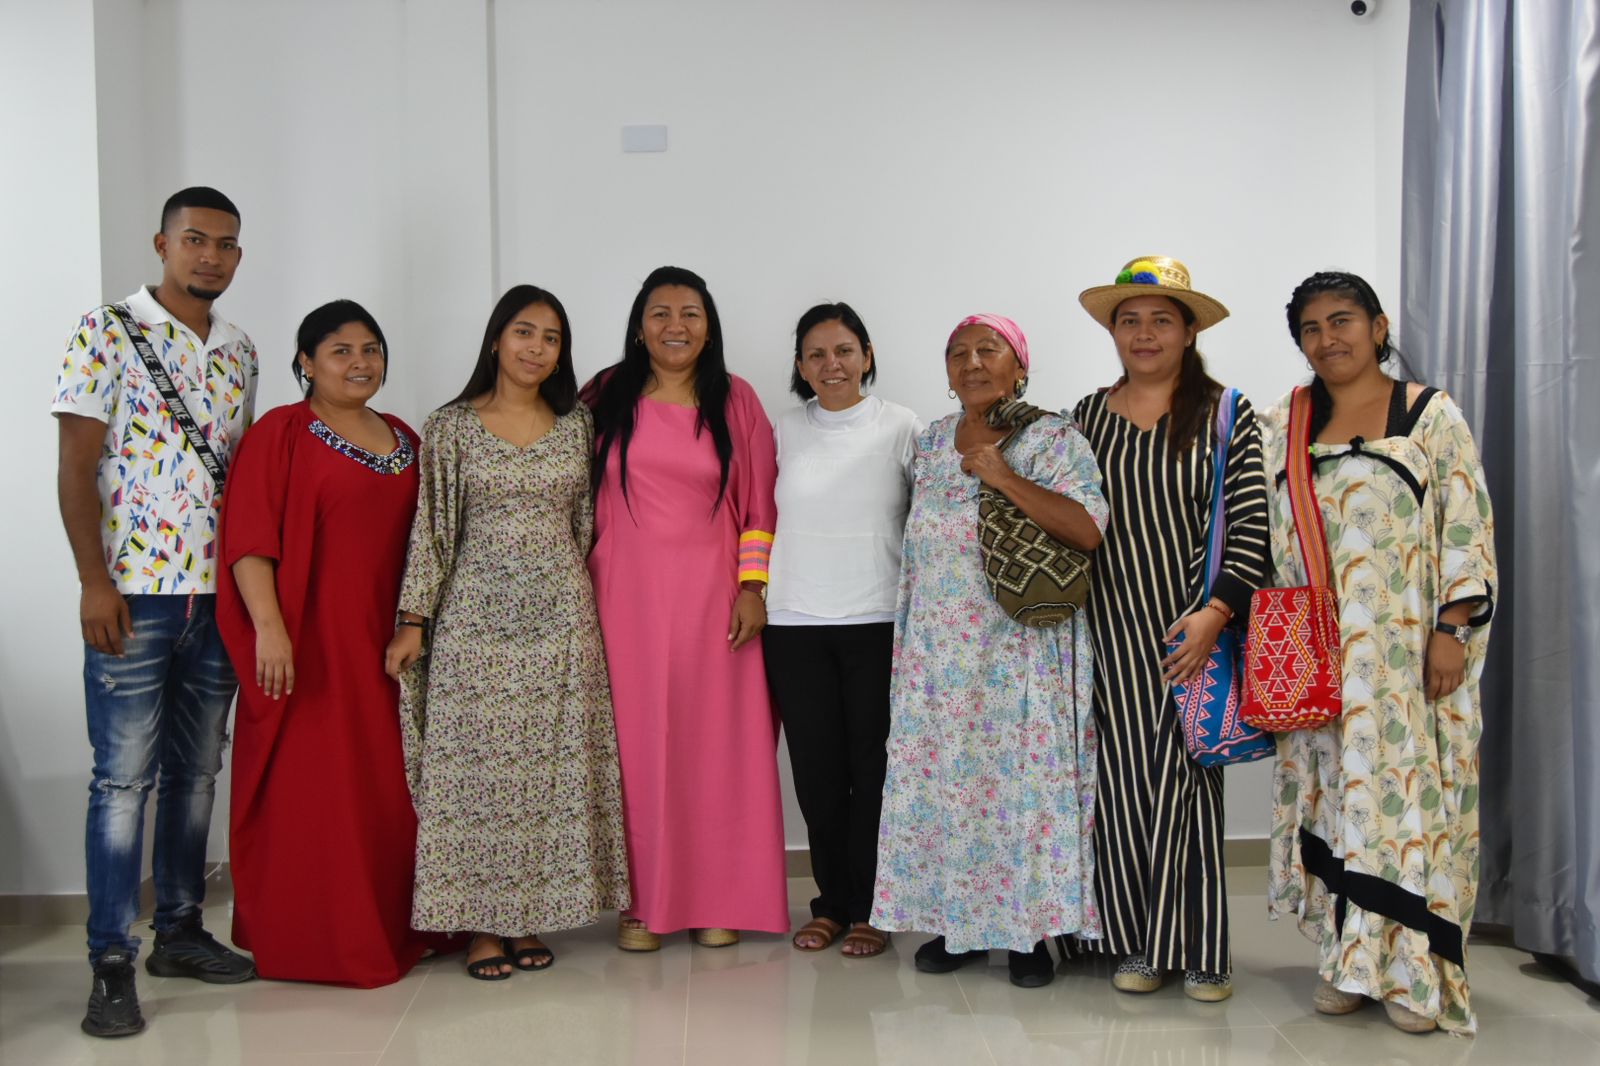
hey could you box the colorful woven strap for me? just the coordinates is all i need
[738,530,773,583]
[1200,389,1239,599]
[1285,387,1332,587]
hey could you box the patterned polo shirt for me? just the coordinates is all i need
[51,286,258,595]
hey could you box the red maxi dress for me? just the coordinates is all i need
[586,375,790,934]
[218,400,442,987]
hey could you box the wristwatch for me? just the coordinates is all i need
[1434,621,1471,645]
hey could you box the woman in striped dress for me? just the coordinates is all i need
[1069,257,1270,1001]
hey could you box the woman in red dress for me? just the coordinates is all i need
[218,300,443,987]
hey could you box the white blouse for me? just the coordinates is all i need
[767,395,921,625]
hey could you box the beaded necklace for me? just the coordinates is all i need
[308,418,415,475]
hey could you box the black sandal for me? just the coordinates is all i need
[510,939,556,972]
[465,937,514,981]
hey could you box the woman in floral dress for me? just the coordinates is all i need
[1265,272,1497,1034]
[870,314,1106,989]
[386,285,630,981]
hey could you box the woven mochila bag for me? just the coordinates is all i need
[1175,388,1276,765]
[1240,386,1343,731]
[976,398,1094,628]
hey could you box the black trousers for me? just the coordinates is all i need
[762,622,893,926]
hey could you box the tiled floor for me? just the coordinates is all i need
[3,874,1597,1066]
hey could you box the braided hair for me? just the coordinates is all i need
[1286,270,1416,438]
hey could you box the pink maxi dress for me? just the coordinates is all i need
[587,374,790,934]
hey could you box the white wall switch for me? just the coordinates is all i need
[621,124,668,152]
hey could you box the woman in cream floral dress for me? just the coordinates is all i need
[1264,272,1496,1035]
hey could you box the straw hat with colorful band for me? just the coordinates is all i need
[1077,256,1230,333]
[948,313,1030,370]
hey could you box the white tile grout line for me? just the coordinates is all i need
[1555,1016,1600,1049]
[1017,1024,1286,1036]
[680,950,692,1066]
[950,968,1002,1066]
[374,961,433,1064]
[1269,1017,1320,1066]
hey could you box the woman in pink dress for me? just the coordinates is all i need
[583,265,788,950]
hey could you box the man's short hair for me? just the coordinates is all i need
[160,187,241,232]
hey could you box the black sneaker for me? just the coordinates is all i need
[145,914,256,984]
[1008,940,1055,988]
[82,950,145,1038]
[913,936,986,974]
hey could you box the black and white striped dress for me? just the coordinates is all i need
[1071,388,1270,974]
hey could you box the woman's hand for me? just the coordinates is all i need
[1161,608,1227,684]
[959,443,1016,491]
[1424,630,1466,701]
[385,625,426,679]
[254,622,295,699]
[728,587,767,651]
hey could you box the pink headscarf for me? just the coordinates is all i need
[947,313,1030,370]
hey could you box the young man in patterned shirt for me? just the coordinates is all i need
[53,186,260,1038]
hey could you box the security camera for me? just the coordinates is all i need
[1350,0,1378,15]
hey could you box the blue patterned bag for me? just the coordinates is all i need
[1173,389,1276,767]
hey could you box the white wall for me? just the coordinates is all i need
[1,0,1408,897]
[489,0,1410,843]
[1,0,107,896]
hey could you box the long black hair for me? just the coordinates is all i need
[292,299,388,398]
[1112,295,1221,455]
[1286,270,1416,438]
[584,266,733,511]
[447,285,576,413]
[790,301,876,399]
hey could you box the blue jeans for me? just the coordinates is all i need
[83,594,236,964]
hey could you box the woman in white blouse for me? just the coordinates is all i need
[765,302,920,959]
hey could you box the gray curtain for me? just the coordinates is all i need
[1401,0,1600,982]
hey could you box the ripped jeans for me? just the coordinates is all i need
[83,593,236,964]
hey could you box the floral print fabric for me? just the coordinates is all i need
[1263,390,1497,1033]
[397,403,630,936]
[870,413,1107,953]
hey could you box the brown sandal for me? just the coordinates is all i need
[791,917,844,952]
[693,927,740,948]
[841,923,890,958]
[617,917,661,952]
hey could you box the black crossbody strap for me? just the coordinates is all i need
[107,303,227,491]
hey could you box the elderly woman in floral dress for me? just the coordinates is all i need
[870,314,1106,989]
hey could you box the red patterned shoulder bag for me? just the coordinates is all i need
[1239,387,1343,731]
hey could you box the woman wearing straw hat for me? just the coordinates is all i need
[1069,258,1270,1001]
[870,314,1106,988]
